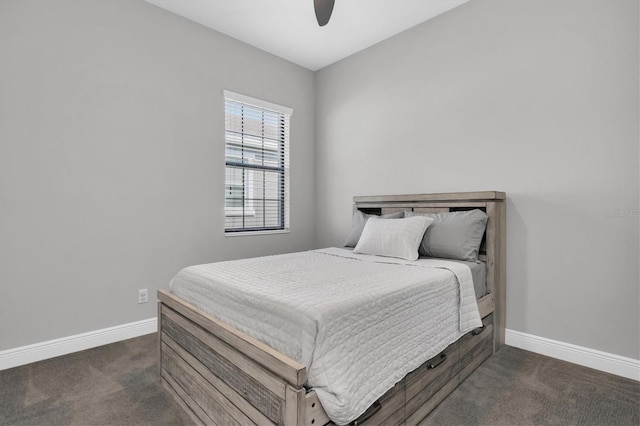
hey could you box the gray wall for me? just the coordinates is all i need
[1,0,638,363]
[315,0,639,359]
[0,0,316,350]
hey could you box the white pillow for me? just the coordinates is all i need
[353,216,434,261]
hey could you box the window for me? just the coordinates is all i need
[224,91,292,234]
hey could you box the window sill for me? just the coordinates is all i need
[225,229,290,237]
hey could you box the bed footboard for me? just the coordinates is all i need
[158,290,307,425]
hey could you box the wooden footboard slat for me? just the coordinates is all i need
[163,305,286,399]
[162,342,251,426]
[161,370,210,426]
[162,320,278,425]
[159,290,306,387]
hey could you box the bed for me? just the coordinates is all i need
[157,191,506,425]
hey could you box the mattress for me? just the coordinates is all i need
[170,248,482,425]
[446,258,486,298]
[342,248,487,299]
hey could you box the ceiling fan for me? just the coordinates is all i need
[314,0,335,27]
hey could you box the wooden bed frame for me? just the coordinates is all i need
[158,191,506,425]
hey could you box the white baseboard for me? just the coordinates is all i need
[505,328,639,381]
[0,318,157,371]
[2,321,637,381]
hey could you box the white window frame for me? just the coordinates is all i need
[223,90,292,235]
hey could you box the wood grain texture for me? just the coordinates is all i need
[484,201,506,352]
[496,201,507,350]
[162,343,251,426]
[380,207,406,214]
[405,354,459,417]
[304,392,329,426]
[405,343,459,404]
[476,294,494,319]
[412,207,451,213]
[163,333,274,425]
[162,306,286,399]
[356,201,487,209]
[361,383,405,425]
[354,191,506,203]
[378,408,405,426]
[157,302,163,379]
[405,376,459,426]
[459,325,493,361]
[459,344,493,383]
[158,290,306,387]
[161,376,207,426]
[285,386,305,426]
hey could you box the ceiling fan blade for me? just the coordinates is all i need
[314,0,335,27]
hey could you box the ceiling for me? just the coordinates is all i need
[146,0,470,71]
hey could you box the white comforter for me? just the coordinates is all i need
[170,248,482,425]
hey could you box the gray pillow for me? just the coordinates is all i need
[405,209,488,261]
[343,210,404,247]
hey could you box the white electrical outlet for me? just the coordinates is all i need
[138,288,148,304]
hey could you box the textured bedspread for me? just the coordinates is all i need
[170,248,482,425]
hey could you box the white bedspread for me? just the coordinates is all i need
[170,248,482,425]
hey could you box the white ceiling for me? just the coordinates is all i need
[146,0,470,71]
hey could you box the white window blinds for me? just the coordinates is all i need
[224,91,291,234]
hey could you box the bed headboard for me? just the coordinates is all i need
[353,191,506,349]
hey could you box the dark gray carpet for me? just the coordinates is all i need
[0,334,192,426]
[420,346,639,426]
[0,334,638,426]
